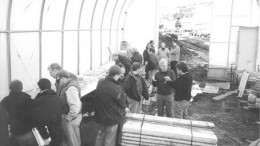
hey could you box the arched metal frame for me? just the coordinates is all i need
[116,0,127,52]
[6,0,13,84]
[109,0,119,46]
[100,0,110,66]
[61,0,70,68]
[90,0,99,70]
[2,0,128,86]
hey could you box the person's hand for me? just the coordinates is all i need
[152,75,156,81]
[145,61,148,65]
[125,108,130,113]
[44,138,51,145]
[164,76,171,81]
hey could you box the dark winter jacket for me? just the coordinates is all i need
[95,76,127,126]
[0,103,10,146]
[148,53,159,71]
[166,73,192,101]
[152,69,176,95]
[34,89,63,146]
[116,55,131,77]
[131,52,142,64]
[1,91,35,136]
[143,49,150,65]
[124,72,149,102]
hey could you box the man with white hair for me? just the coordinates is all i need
[152,59,176,117]
[157,42,169,61]
[130,48,142,64]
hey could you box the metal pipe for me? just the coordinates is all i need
[109,0,119,48]
[61,0,70,67]
[90,0,99,70]
[100,0,110,66]
[78,0,85,75]
[116,0,127,52]
[39,0,46,78]
[227,0,234,68]
[7,0,13,84]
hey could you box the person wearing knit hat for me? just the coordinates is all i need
[95,65,128,146]
[55,69,82,146]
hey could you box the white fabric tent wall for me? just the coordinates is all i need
[208,0,260,80]
[0,0,159,101]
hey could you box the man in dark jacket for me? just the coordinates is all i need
[124,62,149,113]
[165,62,192,119]
[0,103,10,146]
[95,65,128,146]
[34,78,63,146]
[112,53,131,77]
[1,80,37,146]
[130,48,142,64]
[143,43,155,80]
[152,59,176,117]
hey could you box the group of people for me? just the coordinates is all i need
[98,40,192,146]
[0,63,82,146]
[0,39,192,146]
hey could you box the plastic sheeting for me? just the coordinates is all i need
[0,0,159,100]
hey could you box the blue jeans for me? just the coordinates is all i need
[95,124,118,146]
[127,97,142,114]
[174,100,190,119]
[156,94,173,117]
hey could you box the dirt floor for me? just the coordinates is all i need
[80,34,260,146]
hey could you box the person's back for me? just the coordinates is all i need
[1,80,37,146]
[131,51,142,64]
[94,65,127,146]
[0,103,10,146]
[34,87,63,146]
[2,91,34,136]
[149,52,159,70]
[95,76,125,125]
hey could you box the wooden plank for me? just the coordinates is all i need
[213,90,237,100]
[192,141,217,146]
[122,137,140,142]
[141,135,191,145]
[203,86,219,94]
[126,113,145,121]
[141,122,192,141]
[192,127,218,144]
[144,115,191,126]
[206,82,230,90]
[191,120,215,129]
[238,71,249,97]
[121,140,139,145]
[122,120,142,134]
[122,132,140,138]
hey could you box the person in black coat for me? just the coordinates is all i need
[112,53,131,77]
[1,80,37,146]
[124,62,149,113]
[34,78,63,146]
[95,65,128,146]
[0,103,10,146]
[165,62,192,119]
[130,48,142,64]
